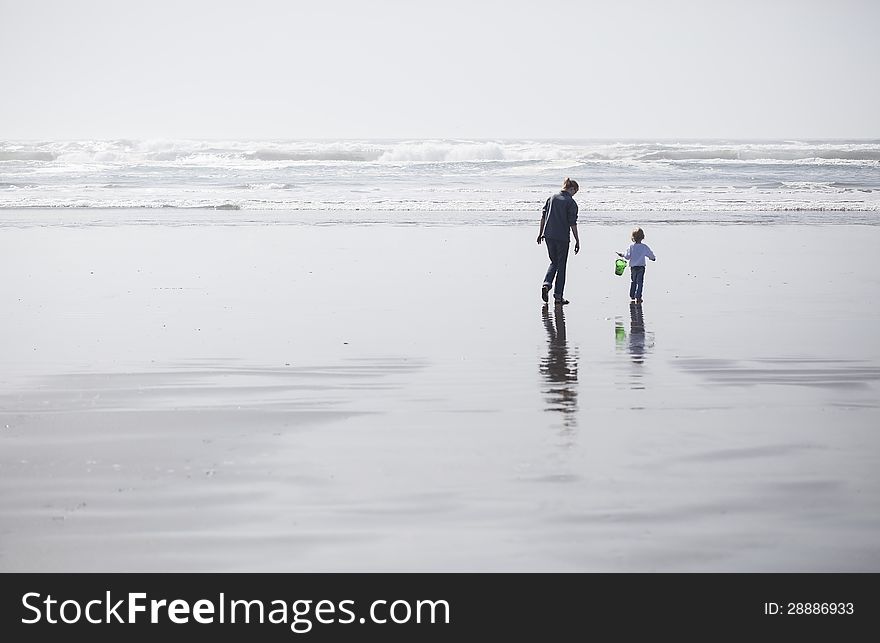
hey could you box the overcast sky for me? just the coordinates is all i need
[2,0,878,139]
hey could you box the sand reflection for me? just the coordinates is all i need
[540,304,579,431]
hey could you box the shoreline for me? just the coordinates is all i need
[0,207,878,229]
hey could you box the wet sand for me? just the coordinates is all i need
[1,219,879,571]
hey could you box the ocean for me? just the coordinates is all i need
[1,139,878,225]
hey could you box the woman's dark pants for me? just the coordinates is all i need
[543,238,570,301]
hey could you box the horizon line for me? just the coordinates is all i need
[3,136,880,143]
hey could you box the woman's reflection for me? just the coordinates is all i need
[540,304,578,430]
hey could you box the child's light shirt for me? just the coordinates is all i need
[624,242,656,266]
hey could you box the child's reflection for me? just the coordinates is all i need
[615,302,655,391]
[628,302,647,364]
[541,304,578,429]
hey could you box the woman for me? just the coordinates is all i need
[537,178,581,305]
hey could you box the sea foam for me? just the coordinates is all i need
[1,139,878,221]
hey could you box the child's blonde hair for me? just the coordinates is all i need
[631,227,645,242]
[562,177,579,192]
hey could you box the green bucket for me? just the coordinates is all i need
[615,258,627,276]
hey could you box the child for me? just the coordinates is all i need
[617,227,656,303]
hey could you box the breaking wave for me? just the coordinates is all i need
[2,138,878,218]
[2,139,879,165]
